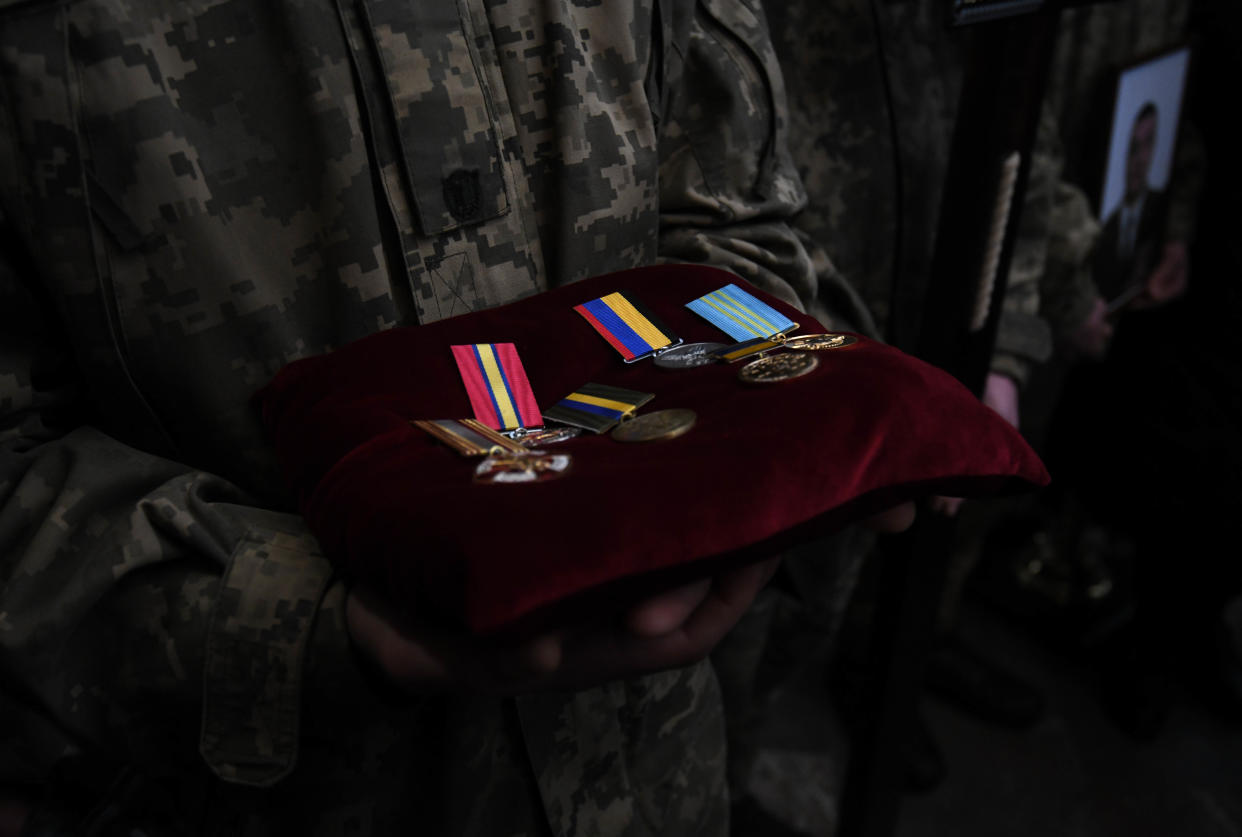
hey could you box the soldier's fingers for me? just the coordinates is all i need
[548,559,778,687]
[510,632,564,676]
[345,583,524,692]
[673,558,780,652]
[345,585,452,688]
[624,578,713,638]
[928,496,964,517]
[862,501,917,532]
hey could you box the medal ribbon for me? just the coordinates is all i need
[686,284,797,342]
[412,418,526,456]
[712,337,787,363]
[451,343,542,431]
[574,292,679,361]
[543,383,654,434]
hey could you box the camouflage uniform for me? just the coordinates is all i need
[770,0,1197,515]
[769,0,1051,390]
[1036,0,1201,338]
[707,6,981,826]
[771,0,1197,395]
[0,1,828,833]
[1008,0,1200,453]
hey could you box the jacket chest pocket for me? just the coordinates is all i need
[1,0,411,467]
[355,0,511,236]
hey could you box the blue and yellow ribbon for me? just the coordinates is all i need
[574,292,680,362]
[711,337,787,363]
[543,383,654,434]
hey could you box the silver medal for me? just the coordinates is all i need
[653,342,729,369]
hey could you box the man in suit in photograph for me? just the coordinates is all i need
[1094,102,1170,303]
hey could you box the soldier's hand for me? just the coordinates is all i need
[981,371,1020,429]
[343,558,781,695]
[345,502,914,695]
[863,501,917,534]
[1133,240,1189,309]
[1068,296,1114,358]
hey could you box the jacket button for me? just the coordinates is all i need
[443,169,481,223]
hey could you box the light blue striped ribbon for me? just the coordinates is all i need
[686,284,796,342]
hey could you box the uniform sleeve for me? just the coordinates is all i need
[1038,180,1102,341]
[655,0,874,332]
[990,104,1059,386]
[0,244,362,796]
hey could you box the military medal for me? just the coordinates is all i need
[474,450,572,484]
[542,383,655,434]
[517,426,582,446]
[413,418,572,484]
[451,343,542,433]
[738,352,819,384]
[412,418,528,456]
[783,333,859,351]
[653,341,729,369]
[686,284,799,362]
[574,291,683,362]
[611,409,697,442]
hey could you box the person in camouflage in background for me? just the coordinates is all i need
[734,0,1053,802]
[1030,0,1232,740]
[771,0,1197,452]
[770,0,1056,446]
[1036,0,1200,361]
[0,1,924,833]
[734,0,1199,803]
[763,0,1208,761]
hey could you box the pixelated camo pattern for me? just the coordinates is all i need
[0,0,822,832]
[770,0,1192,386]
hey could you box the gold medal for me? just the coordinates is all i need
[610,408,697,442]
[783,333,858,351]
[738,352,819,384]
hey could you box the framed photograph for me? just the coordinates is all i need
[1095,45,1191,306]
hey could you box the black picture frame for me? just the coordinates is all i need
[1093,44,1191,305]
[950,0,1046,27]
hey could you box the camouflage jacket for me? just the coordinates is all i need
[769,0,1199,388]
[0,1,822,833]
[767,0,1053,387]
[1035,0,1201,342]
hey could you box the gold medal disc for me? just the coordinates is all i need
[738,351,819,384]
[610,409,697,442]
[783,333,858,351]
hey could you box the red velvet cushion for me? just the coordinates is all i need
[255,265,1048,633]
